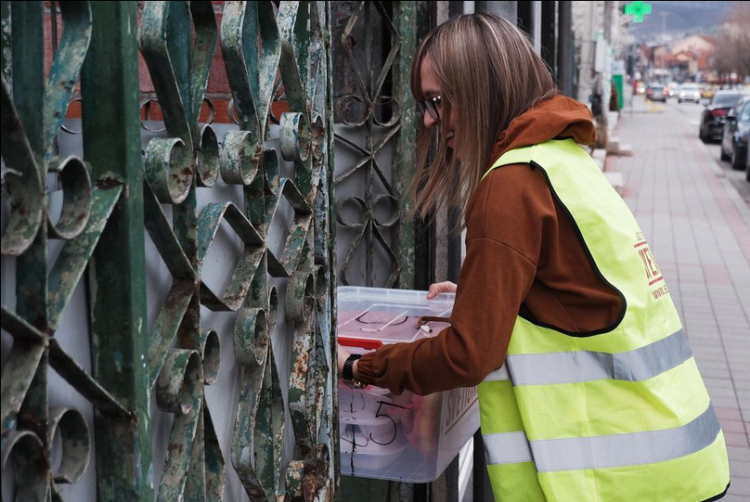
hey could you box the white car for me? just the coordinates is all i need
[678,85,701,104]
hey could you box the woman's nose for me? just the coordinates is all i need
[423,112,438,129]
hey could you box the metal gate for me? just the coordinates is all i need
[331,1,427,291]
[1,1,339,500]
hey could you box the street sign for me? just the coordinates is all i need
[624,1,652,23]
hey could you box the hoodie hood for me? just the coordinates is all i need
[489,94,597,164]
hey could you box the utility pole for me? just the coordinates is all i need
[660,12,668,39]
[599,0,614,149]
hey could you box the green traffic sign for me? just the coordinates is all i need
[625,1,652,23]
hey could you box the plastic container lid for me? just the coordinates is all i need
[338,286,454,345]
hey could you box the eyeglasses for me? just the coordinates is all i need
[418,95,442,120]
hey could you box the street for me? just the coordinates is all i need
[622,94,750,203]
[615,94,750,500]
[681,99,750,204]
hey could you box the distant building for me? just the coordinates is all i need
[671,35,715,55]
[671,50,712,76]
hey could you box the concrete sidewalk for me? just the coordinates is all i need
[612,98,750,500]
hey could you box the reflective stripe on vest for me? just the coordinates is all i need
[483,329,690,385]
[484,404,721,472]
[507,329,691,386]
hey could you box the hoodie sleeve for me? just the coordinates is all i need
[356,165,554,395]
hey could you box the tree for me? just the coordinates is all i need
[712,2,750,83]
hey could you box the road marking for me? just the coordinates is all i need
[688,120,700,125]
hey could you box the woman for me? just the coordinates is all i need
[338,13,729,502]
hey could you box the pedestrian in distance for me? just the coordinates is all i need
[338,13,730,502]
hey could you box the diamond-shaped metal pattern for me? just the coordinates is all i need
[334,1,418,289]
[2,1,336,501]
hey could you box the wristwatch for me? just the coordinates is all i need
[342,354,367,389]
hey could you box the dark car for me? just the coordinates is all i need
[747,142,750,182]
[646,84,668,102]
[721,97,750,171]
[699,92,747,143]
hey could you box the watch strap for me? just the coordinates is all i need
[343,354,362,381]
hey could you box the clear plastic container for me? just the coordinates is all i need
[338,286,480,483]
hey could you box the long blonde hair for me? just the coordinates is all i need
[410,13,556,231]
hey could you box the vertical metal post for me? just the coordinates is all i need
[531,1,542,55]
[81,3,151,501]
[394,0,418,290]
[1,1,12,84]
[540,1,557,78]
[557,1,574,97]
[11,0,49,459]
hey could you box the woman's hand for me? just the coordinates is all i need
[337,344,352,376]
[427,281,457,299]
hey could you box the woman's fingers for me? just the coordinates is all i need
[426,281,457,299]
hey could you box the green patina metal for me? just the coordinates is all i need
[82,2,153,500]
[2,0,336,498]
[1,2,142,501]
[1,0,427,500]
[0,76,45,257]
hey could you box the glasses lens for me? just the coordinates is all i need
[426,100,439,120]
[420,99,439,120]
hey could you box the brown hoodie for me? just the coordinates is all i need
[356,95,623,395]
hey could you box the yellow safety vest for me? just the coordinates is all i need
[477,139,730,502]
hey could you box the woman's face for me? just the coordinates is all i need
[420,55,456,148]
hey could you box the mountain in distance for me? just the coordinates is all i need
[627,0,735,39]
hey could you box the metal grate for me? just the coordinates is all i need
[1,2,336,500]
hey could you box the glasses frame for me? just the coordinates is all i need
[418,95,442,121]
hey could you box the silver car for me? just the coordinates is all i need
[678,85,701,104]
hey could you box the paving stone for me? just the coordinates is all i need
[726,432,750,448]
[730,477,750,496]
[730,460,750,479]
[722,420,749,435]
[729,446,750,462]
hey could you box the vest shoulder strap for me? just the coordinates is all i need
[482,139,587,181]
[482,145,536,181]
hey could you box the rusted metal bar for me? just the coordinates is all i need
[6,5,50,498]
[81,2,152,500]
[394,1,418,290]
[139,2,228,501]
[1,1,11,84]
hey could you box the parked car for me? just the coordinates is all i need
[720,97,750,171]
[699,91,748,143]
[635,82,646,95]
[747,143,750,182]
[646,84,668,102]
[667,82,681,97]
[678,84,701,104]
